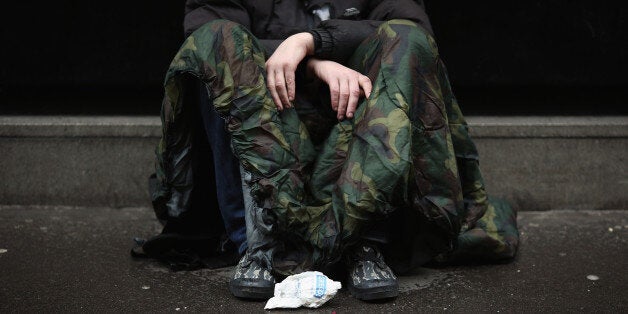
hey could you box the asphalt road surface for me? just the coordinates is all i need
[1,206,626,313]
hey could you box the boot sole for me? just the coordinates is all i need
[348,282,399,301]
[229,279,274,300]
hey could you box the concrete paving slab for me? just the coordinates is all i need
[0,206,626,312]
[1,116,627,209]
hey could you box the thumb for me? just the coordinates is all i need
[359,75,372,99]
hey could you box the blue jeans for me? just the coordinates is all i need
[198,88,247,255]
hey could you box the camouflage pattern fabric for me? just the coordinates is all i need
[440,198,520,263]
[153,19,519,275]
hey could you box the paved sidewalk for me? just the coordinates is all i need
[0,206,626,313]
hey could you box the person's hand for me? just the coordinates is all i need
[265,33,314,110]
[306,58,372,120]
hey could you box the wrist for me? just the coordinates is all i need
[294,32,315,55]
[306,58,324,78]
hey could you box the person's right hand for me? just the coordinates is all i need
[306,58,372,120]
[265,33,314,111]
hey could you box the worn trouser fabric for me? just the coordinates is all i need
[197,88,247,255]
[153,19,519,276]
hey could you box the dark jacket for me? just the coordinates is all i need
[183,0,433,62]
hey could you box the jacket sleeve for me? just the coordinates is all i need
[309,0,434,63]
[184,0,251,37]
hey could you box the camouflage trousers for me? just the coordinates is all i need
[155,19,519,275]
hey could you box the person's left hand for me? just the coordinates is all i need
[265,33,314,110]
[306,58,372,120]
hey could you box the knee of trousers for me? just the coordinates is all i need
[374,19,440,65]
[188,19,259,58]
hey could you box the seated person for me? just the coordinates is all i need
[148,0,519,302]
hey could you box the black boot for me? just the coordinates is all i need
[229,251,275,300]
[346,243,399,300]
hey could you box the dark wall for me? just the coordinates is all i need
[4,1,182,87]
[2,1,185,115]
[427,1,628,115]
[431,1,627,86]
[2,1,627,115]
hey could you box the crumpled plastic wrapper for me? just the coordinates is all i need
[264,271,342,310]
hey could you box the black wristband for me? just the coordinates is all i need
[308,30,322,53]
[308,28,333,58]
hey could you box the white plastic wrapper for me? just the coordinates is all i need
[264,271,342,310]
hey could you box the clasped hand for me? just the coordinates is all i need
[265,33,372,120]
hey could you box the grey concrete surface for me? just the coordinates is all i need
[0,137,155,207]
[476,137,627,210]
[0,117,159,208]
[2,116,626,138]
[0,206,626,312]
[0,116,627,209]
[466,116,628,138]
[0,116,160,138]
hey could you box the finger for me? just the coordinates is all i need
[329,79,340,112]
[275,70,291,109]
[266,70,283,111]
[285,69,296,103]
[346,77,360,119]
[337,78,350,120]
[359,75,372,99]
